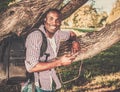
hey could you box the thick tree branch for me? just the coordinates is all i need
[58,17,120,61]
[76,18,120,61]
[0,0,120,82]
[0,0,120,61]
[0,0,64,41]
[61,0,88,20]
[0,0,88,42]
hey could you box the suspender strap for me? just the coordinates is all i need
[30,28,48,57]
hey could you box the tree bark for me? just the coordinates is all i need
[61,0,88,20]
[0,0,88,42]
[74,18,120,61]
[0,0,120,61]
[58,17,120,61]
[0,0,120,84]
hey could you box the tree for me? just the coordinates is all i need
[0,0,120,62]
[0,0,88,41]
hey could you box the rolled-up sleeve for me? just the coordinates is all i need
[58,30,70,41]
[25,31,42,72]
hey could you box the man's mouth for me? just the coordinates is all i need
[49,25,57,29]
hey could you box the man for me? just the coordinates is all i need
[25,8,80,92]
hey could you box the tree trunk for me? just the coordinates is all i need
[0,0,120,85]
[0,0,88,42]
[57,18,120,61]
[0,0,120,61]
[61,0,88,20]
[74,18,120,61]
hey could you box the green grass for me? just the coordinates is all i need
[57,42,120,91]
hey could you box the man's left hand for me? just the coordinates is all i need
[71,41,80,53]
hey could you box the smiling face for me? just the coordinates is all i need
[44,11,61,37]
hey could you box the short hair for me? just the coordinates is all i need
[43,8,62,19]
[35,9,62,26]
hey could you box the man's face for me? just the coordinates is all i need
[44,11,61,34]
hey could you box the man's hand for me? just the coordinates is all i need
[69,31,80,53]
[71,41,80,53]
[59,53,77,66]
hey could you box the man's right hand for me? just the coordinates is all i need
[59,53,77,66]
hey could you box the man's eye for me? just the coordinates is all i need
[49,17,53,20]
[56,20,61,23]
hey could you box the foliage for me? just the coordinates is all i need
[106,0,120,24]
[0,0,15,12]
[84,42,120,77]
[58,42,120,91]
[62,4,108,28]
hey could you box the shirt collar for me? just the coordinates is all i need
[39,24,60,38]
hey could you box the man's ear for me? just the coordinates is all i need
[44,18,46,22]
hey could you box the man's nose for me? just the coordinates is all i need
[52,20,60,25]
[51,20,57,25]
